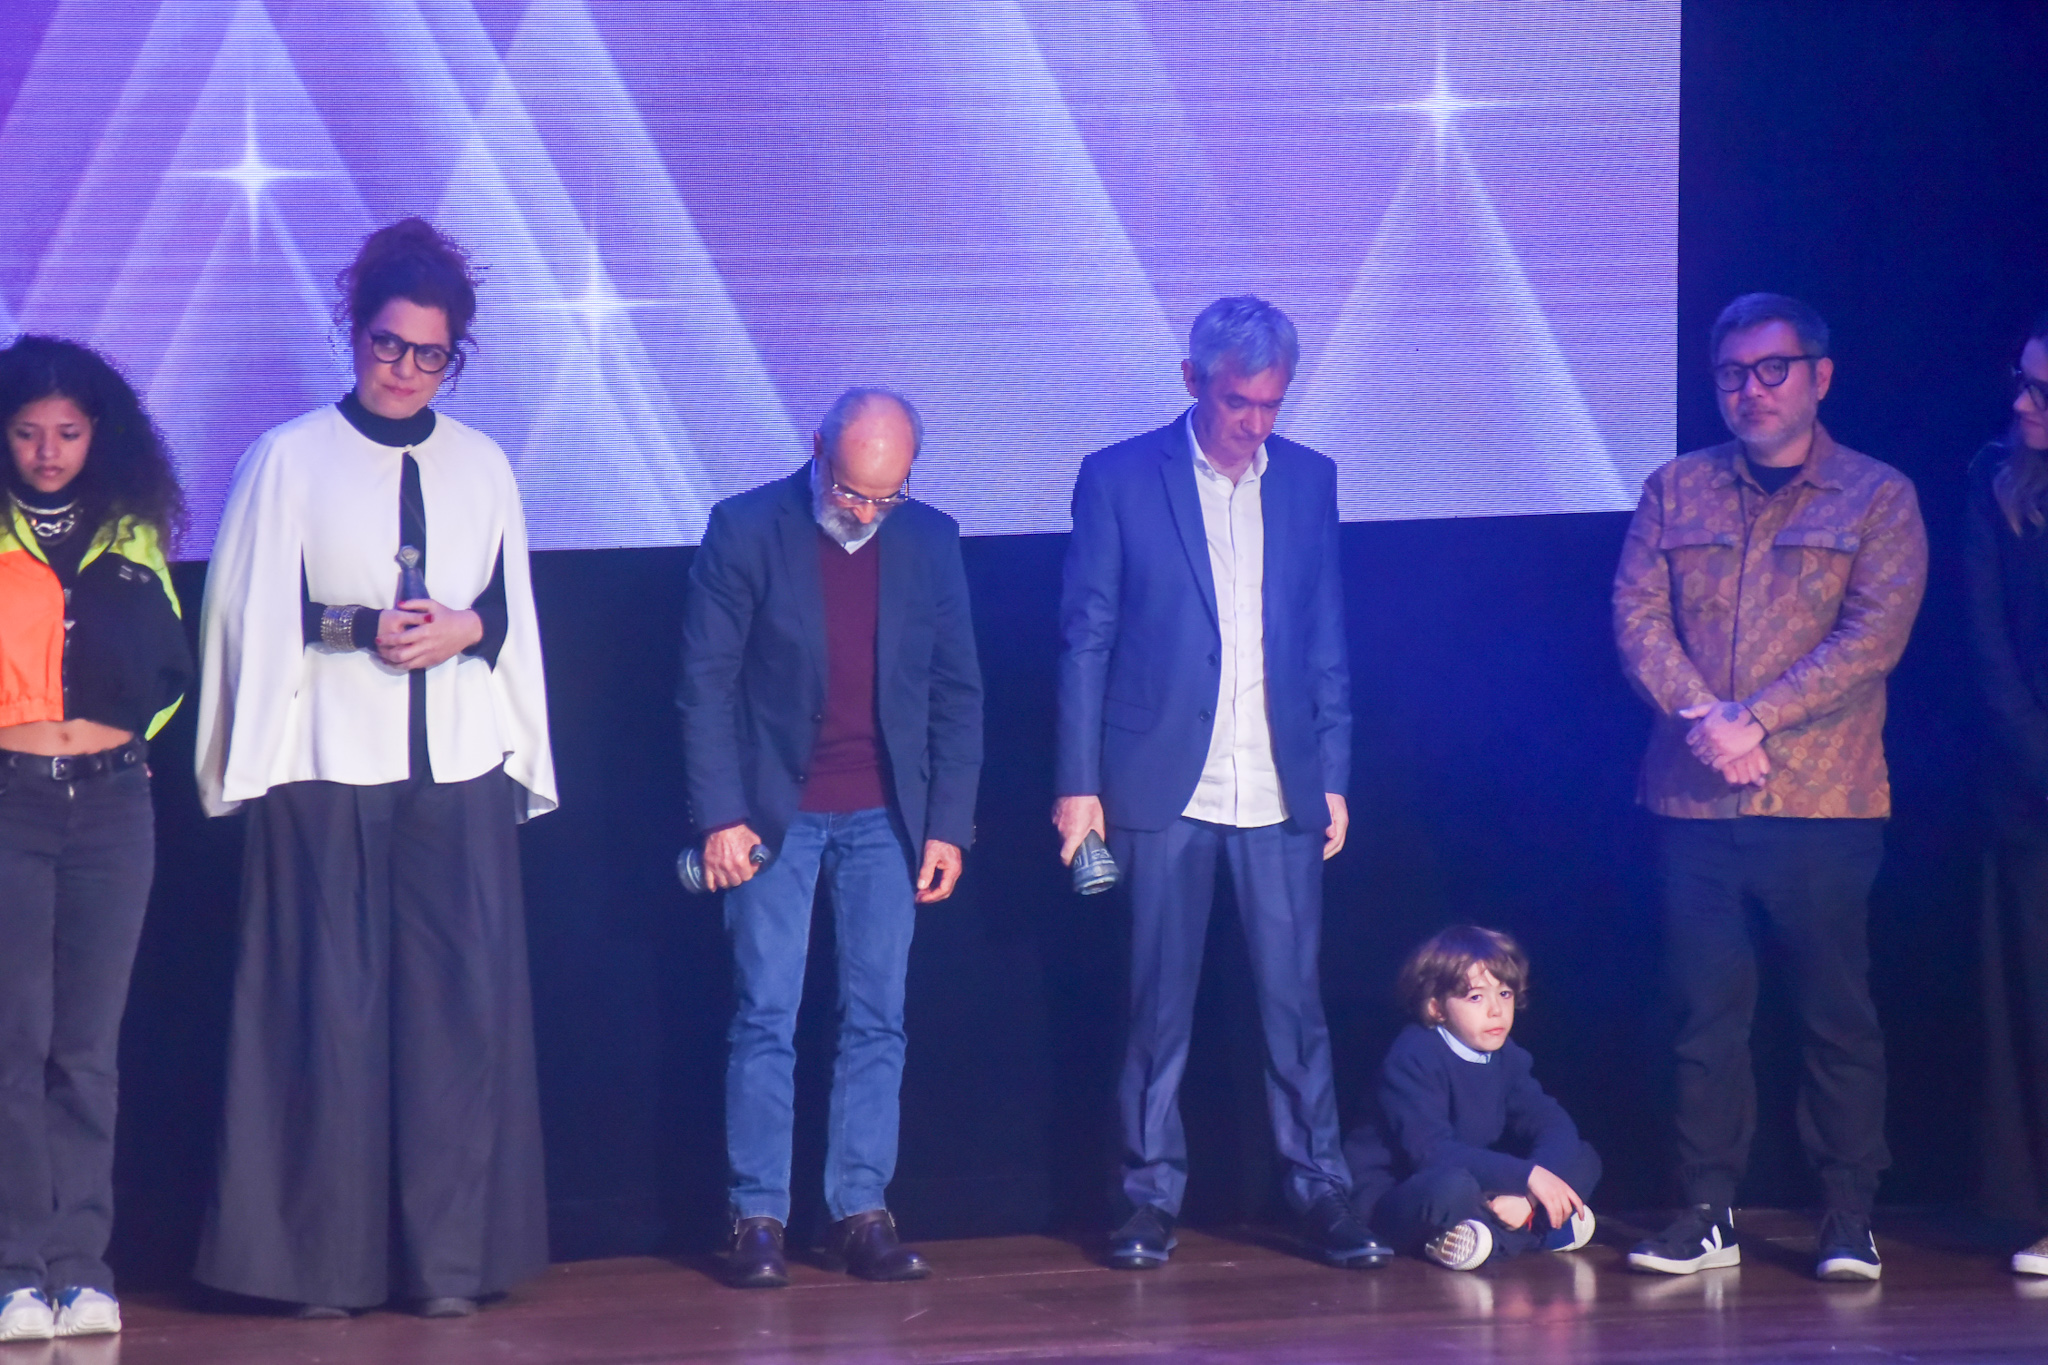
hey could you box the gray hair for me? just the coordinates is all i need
[816,386,924,461]
[1187,295,1301,383]
[1710,292,1830,361]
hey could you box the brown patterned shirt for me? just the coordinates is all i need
[1612,425,1927,819]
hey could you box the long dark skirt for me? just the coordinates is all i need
[193,767,547,1308]
[1983,827,2048,1225]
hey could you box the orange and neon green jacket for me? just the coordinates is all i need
[0,504,190,741]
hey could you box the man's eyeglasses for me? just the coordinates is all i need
[2014,368,2048,411]
[1712,354,1823,393]
[827,477,911,511]
[368,331,454,375]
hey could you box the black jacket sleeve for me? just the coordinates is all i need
[1965,444,2048,793]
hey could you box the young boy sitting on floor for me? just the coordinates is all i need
[1345,925,1601,1270]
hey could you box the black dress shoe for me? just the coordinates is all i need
[824,1210,930,1281]
[1300,1191,1393,1268]
[729,1216,791,1288]
[1107,1204,1176,1269]
[416,1296,478,1318]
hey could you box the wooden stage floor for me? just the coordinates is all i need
[40,1210,2048,1364]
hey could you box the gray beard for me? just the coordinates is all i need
[811,461,891,552]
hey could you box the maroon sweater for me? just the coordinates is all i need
[801,529,889,812]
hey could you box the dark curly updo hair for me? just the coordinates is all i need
[0,334,186,545]
[334,216,482,378]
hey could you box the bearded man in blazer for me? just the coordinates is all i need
[679,387,983,1289]
[1054,297,1386,1269]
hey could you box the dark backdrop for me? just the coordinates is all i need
[103,0,2048,1284]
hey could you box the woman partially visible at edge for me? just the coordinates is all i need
[0,336,190,1343]
[1966,311,2048,1278]
[191,217,557,1319]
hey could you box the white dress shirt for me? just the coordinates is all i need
[1182,412,1288,828]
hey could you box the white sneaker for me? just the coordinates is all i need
[0,1288,55,1342]
[1542,1205,1597,1253]
[53,1286,121,1337]
[1424,1218,1494,1271]
[2013,1234,2048,1276]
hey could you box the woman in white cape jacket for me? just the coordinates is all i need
[189,218,556,1319]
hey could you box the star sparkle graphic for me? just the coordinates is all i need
[530,242,666,352]
[1380,49,1515,171]
[170,98,326,252]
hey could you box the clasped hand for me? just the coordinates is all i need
[1485,1164,1584,1233]
[376,598,483,671]
[1678,700,1770,788]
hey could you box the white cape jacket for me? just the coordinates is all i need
[194,404,557,820]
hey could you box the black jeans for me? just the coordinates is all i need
[1656,816,1889,1214]
[0,754,156,1295]
[1372,1140,1603,1259]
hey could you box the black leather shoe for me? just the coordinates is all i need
[824,1209,930,1281]
[416,1296,477,1318]
[1107,1204,1176,1269]
[728,1216,791,1288]
[1300,1191,1393,1268]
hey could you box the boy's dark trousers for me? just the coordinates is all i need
[1656,815,1889,1216]
[1372,1141,1602,1258]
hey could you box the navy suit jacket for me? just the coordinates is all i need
[678,467,984,860]
[1055,416,1351,832]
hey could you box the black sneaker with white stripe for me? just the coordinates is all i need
[1626,1204,1740,1274]
[1814,1209,1881,1281]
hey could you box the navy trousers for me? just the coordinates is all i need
[1372,1141,1603,1259]
[1110,816,1350,1217]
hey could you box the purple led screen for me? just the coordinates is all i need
[0,1,1676,555]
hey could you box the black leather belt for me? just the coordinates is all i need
[1,739,146,782]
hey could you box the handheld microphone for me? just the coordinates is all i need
[678,842,772,894]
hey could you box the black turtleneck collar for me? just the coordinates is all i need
[338,390,436,448]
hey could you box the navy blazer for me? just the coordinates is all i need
[678,467,984,860]
[1055,415,1351,832]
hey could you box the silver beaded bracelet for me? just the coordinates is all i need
[321,604,362,651]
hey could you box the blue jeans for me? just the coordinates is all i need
[723,808,917,1224]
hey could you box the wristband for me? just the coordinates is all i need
[321,604,363,651]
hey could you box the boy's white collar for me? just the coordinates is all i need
[1436,1024,1492,1064]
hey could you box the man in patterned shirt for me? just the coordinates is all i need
[1613,293,1927,1283]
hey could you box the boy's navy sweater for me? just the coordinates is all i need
[1345,1024,1583,1210]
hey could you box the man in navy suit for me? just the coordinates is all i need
[1054,297,1385,1269]
[679,388,983,1289]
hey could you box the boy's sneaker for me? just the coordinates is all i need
[1814,1210,1881,1282]
[1626,1204,1740,1274]
[1424,1218,1494,1271]
[0,1288,55,1342]
[54,1286,121,1337]
[2013,1233,2048,1276]
[1540,1205,1597,1253]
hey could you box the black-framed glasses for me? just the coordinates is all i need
[368,330,453,374]
[826,475,911,511]
[2014,367,2048,411]
[1712,353,1822,393]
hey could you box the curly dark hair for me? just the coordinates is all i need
[1395,925,1530,1026]
[334,217,483,379]
[0,334,186,545]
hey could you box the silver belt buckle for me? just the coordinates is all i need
[50,755,75,781]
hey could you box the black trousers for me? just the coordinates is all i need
[0,755,156,1295]
[1371,1141,1602,1259]
[1656,816,1889,1214]
[193,768,547,1308]
[1980,832,2048,1223]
